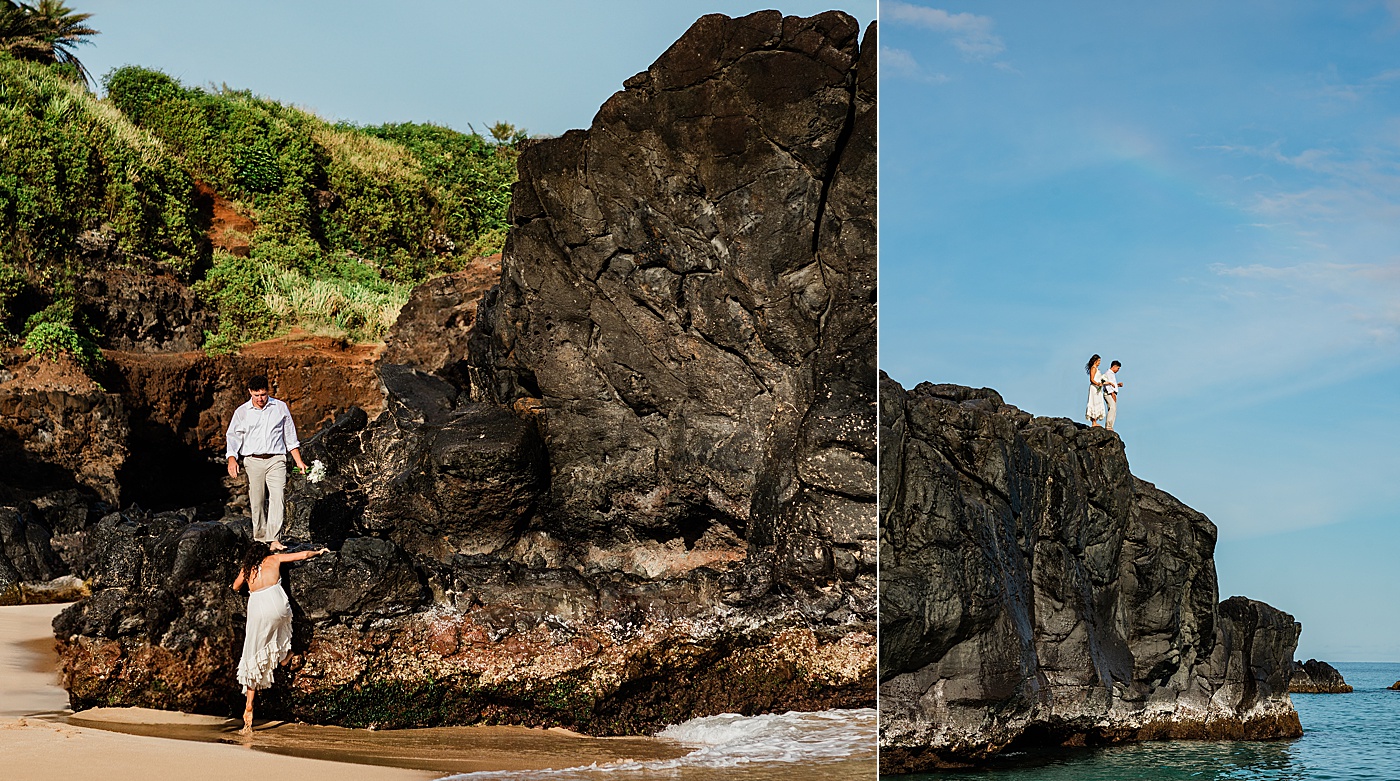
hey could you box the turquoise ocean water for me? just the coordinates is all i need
[895,662,1400,781]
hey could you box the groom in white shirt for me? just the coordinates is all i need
[1104,360,1123,431]
[226,375,308,550]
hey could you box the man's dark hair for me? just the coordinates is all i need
[246,375,270,391]
[1110,361,1122,369]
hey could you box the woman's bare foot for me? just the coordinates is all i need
[241,707,254,734]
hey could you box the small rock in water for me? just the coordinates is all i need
[1389,681,1400,691]
[1289,659,1353,694]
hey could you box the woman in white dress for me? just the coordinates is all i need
[1085,354,1107,427]
[230,540,329,734]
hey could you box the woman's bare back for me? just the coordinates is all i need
[246,555,283,591]
[231,548,329,594]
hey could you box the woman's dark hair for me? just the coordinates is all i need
[239,540,273,585]
[1085,354,1101,374]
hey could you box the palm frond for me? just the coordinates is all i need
[0,0,98,86]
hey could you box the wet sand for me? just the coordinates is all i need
[0,603,70,719]
[0,603,686,780]
[67,706,687,775]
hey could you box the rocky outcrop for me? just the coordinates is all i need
[382,254,501,383]
[55,497,872,731]
[74,268,212,354]
[0,500,81,605]
[878,375,1301,773]
[53,11,876,733]
[1289,659,1352,693]
[0,354,129,505]
[68,227,213,353]
[467,10,876,588]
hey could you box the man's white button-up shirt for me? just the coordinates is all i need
[225,398,300,459]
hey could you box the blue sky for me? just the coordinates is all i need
[880,1,1400,661]
[74,1,873,136]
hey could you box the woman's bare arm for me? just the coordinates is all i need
[274,548,331,564]
[231,570,245,591]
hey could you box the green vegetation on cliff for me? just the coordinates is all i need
[0,55,519,353]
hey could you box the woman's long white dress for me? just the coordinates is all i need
[1086,369,1106,422]
[237,579,292,692]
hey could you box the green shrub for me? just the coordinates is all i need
[193,252,272,353]
[23,320,100,366]
[356,121,519,258]
[0,57,201,274]
[22,299,102,368]
[103,66,518,292]
[2,61,517,352]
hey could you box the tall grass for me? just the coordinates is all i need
[262,266,408,341]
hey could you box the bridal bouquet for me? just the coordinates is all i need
[307,459,327,484]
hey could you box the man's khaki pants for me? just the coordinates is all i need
[244,456,286,543]
[1105,393,1117,430]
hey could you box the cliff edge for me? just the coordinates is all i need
[878,374,1300,772]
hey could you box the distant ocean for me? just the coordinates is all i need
[893,662,1400,780]
[442,708,877,781]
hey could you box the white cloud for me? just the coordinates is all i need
[880,46,950,84]
[882,1,1005,60]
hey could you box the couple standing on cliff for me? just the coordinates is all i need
[1085,354,1123,430]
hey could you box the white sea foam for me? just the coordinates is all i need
[434,708,875,780]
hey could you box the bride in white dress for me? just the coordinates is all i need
[231,540,329,734]
[1085,354,1107,427]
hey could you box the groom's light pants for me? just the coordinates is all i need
[243,455,287,542]
[1105,393,1117,430]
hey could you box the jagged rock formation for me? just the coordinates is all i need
[52,11,876,734]
[0,500,86,605]
[1289,659,1352,693]
[879,374,1301,773]
[382,254,501,383]
[467,10,876,587]
[71,265,213,356]
[0,354,129,506]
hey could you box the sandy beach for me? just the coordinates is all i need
[0,602,688,780]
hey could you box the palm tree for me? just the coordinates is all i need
[0,1,97,85]
[29,0,96,83]
[0,1,50,62]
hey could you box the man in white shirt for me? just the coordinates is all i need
[226,375,308,549]
[1104,360,1123,431]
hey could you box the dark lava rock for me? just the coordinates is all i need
[291,537,426,626]
[0,357,130,505]
[0,495,92,606]
[382,256,501,383]
[467,10,876,589]
[1289,658,1353,693]
[878,373,1302,773]
[0,507,67,583]
[74,264,212,353]
[290,365,549,559]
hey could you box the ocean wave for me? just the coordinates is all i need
[435,708,876,780]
